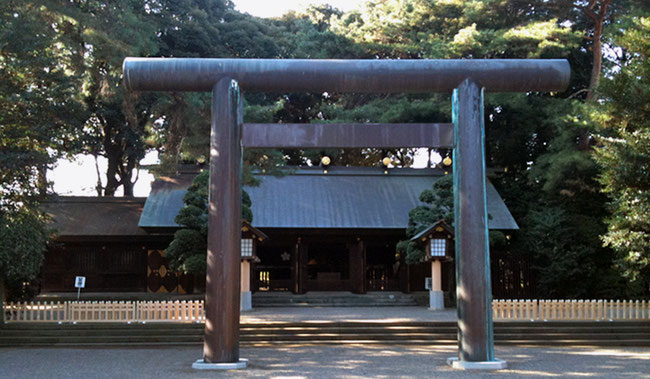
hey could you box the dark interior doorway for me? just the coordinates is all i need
[307,242,349,291]
[255,243,292,291]
[366,241,401,291]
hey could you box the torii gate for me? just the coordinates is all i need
[123,58,569,370]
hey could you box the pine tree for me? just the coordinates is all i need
[594,16,650,294]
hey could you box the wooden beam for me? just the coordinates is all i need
[242,123,454,149]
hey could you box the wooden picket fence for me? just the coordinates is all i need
[492,299,650,321]
[137,300,204,322]
[3,300,204,323]
[3,299,649,323]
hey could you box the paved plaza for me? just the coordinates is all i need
[1,345,649,378]
[2,307,648,378]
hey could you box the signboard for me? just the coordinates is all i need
[425,277,432,290]
[75,276,86,289]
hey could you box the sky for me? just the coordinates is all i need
[50,0,433,197]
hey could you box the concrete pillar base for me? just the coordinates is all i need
[241,291,252,312]
[446,358,507,370]
[428,290,444,310]
[192,359,248,370]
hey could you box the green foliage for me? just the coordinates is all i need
[0,209,49,301]
[407,175,454,238]
[515,206,623,298]
[508,97,621,298]
[330,0,581,60]
[0,2,78,300]
[164,228,207,274]
[396,240,425,265]
[398,175,453,264]
[164,171,252,275]
[594,16,650,294]
[1,1,86,207]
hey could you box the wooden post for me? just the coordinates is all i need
[294,239,308,294]
[241,261,250,293]
[452,78,496,364]
[203,77,242,364]
[429,259,444,310]
[349,239,366,294]
[240,260,252,311]
[432,260,442,291]
[292,239,299,294]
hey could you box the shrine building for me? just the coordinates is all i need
[40,165,519,300]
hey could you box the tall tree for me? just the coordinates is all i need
[594,15,650,294]
[0,1,85,303]
[68,0,159,196]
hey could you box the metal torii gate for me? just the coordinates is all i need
[123,58,569,370]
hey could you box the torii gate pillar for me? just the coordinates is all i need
[446,79,505,369]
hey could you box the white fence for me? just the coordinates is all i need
[3,299,649,323]
[493,299,650,321]
[3,300,204,323]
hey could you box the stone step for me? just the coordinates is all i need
[3,339,649,348]
[4,321,648,331]
[252,292,418,307]
[3,327,647,339]
[2,321,648,347]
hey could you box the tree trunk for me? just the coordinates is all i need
[122,179,134,197]
[586,22,603,101]
[578,0,611,150]
[104,158,120,196]
[37,164,48,195]
[583,0,611,101]
[93,154,104,196]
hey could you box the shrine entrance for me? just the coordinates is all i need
[123,57,570,370]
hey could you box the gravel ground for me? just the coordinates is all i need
[1,345,648,378]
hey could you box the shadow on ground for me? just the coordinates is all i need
[1,345,648,378]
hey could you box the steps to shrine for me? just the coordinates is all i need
[252,291,419,307]
[1,321,648,348]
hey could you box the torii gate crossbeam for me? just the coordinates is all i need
[123,58,570,370]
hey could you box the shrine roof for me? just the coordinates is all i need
[140,166,519,231]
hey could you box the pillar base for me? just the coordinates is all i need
[428,290,444,310]
[192,359,248,370]
[446,358,507,370]
[241,291,252,311]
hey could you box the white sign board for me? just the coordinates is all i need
[75,276,86,289]
[425,277,432,290]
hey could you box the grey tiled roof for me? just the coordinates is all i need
[43,196,147,236]
[139,166,518,230]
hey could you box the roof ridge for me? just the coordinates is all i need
[42,196,147,204]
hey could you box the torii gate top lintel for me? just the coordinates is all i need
[123,58,570,93]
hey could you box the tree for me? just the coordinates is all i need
[164,170,253,276]
[397,175,453,264]
[1,1,87,201]
[0,210,49,308]
[65,0,159,196]
[594,15,650,294]
[1,1,87,305]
